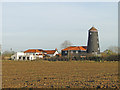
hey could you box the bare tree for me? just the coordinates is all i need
[61,40,73,49]
[108,46,119,54]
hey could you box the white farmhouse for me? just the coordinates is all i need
[44,48,59,57]
[11,48,59,60]
[11,52,36,60]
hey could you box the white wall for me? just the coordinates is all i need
[11,51,58,60]
[53,51,59,56]
[16,52,25,60]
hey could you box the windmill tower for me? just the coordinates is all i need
[87,26,100,54]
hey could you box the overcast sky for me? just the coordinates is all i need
[2,2,118,52]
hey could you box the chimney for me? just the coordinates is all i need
[55,48,57,51]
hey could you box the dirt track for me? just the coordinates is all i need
[2,60,119,88]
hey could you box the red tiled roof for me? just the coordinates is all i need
[44,50,56,54]
[62,46,87,51]
[24,49,44,53]
[56,54,61,56]
[24,48,58,54]
[82,46,87,49]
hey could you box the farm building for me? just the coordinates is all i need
[11,52,35,60]
[11,48,59,60]
[11,26,100,60]
[61,26,100,56]
[44,48,59,57]
[61,46,87,56]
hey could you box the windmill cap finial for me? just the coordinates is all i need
[89,26,97,31]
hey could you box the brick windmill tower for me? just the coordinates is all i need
[87,26,100,54]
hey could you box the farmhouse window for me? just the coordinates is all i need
[65,51,67,53]
[27,57,29,60]
[23,57,25,60]
[76,51,78,53]
[19,57,21,60]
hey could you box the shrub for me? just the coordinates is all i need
[43,54,119,62]
[104,55,119,61]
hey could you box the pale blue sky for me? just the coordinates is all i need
[0,3,2,45]
[2,2,118,52]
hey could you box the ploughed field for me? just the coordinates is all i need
[2,60,119,88]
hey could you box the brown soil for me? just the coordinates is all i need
[2,60,119,88]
